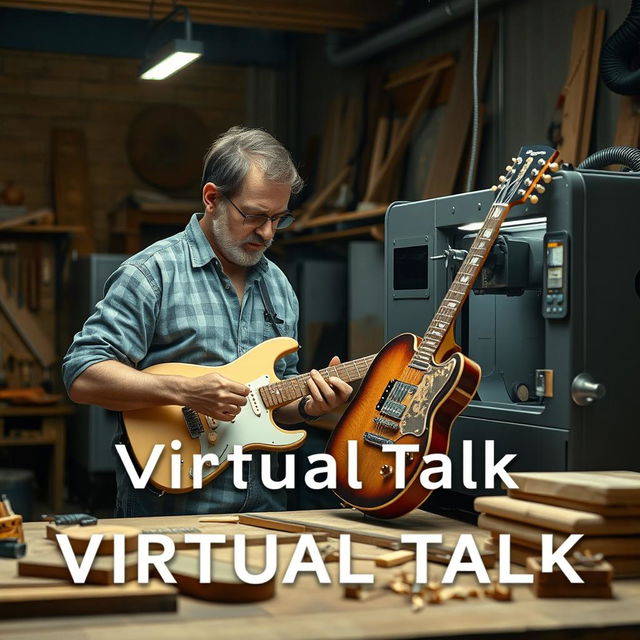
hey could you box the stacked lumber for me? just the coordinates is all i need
[475,471,640,578]
[291,23,496,242]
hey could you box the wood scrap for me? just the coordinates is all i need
[168,552,275,603]
[46,523,139,555]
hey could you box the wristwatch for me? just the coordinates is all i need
[298,395,319,422]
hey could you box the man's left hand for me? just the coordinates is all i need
[304,355,353,418]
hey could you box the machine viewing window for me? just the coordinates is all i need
[393,245,429,291]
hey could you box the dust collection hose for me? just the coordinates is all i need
[600,0,640,95]
[577,145,640,170]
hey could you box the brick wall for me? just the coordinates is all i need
[0,49,247,251]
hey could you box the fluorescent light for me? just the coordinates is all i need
[140,39,203,80]
[457,217,547,231]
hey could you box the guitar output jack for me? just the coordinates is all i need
[380,464,393,478]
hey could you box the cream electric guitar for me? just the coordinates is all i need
[122,337,373,493]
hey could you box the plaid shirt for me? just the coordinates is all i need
[62,213,299,516]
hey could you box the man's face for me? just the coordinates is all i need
[210,165,291,267]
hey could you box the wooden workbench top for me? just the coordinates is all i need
[1,509,639,639]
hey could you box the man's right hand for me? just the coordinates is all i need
[180,373,250,421]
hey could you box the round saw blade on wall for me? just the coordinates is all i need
[127,104,209,192]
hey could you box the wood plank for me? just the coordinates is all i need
[0,580,177,619]
[384,53,455,90]
[0,209,54,231]
[366,71,440,203]
[363,117,390,203]
[51,128,94,255]
[613,95,640,148]
[556,5,596,166]
[422,21,496,199]
[578,8,606,162]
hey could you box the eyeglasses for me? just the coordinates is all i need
[223,194,295,230]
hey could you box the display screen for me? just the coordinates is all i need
[547,266,563,289]
[547,244,564,267]
[394,245,429,290]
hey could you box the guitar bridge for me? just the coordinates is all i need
[181,407,204,439]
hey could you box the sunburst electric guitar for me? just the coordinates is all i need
[326,145,559,519]
[122,338,374,493]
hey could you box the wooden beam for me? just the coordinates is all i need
[0,0,393,32]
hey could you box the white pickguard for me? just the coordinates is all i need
[191,375,305,481]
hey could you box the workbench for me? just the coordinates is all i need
[1,508,639,639]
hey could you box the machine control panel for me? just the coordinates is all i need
[542,231,569,319]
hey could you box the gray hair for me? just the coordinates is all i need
[200,126,303,195]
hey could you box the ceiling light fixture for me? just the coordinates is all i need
[139,2,203,80]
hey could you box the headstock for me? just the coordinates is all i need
[491,146,559,206]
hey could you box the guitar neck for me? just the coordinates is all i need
[259,355,375,409]
[410,201,512,370]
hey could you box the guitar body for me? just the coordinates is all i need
[326,332,481,519]
[123,337,307,494]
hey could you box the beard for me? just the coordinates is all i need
[210,208,273,267]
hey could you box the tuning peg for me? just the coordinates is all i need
[518,189,526,196]
[535,184,546,193]
[512,157,517,163]
[506,165,513,172]
[549,162,560,172]
[542,173,553,184]
[537,158,546,166]
[498,175,507,183]
[524,178,532,186]
[529,194,539,204]
[491,185,499,191]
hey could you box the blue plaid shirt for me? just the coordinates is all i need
[63,213,299,517]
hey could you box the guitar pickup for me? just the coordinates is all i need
[363,432,395,448]
[181,407,204,439]
[373,416,399,431]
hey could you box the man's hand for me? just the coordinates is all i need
[303,355,353,418]
[180,372,250,421]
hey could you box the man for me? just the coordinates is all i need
[63,126,352,516]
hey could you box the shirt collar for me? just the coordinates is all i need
[185,213,270,275]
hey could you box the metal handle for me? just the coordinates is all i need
[571,373,606,406]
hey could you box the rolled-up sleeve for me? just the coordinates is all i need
[62,263,159,393]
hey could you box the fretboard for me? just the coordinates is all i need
[410,201,511,370]
[259,355,375,408]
